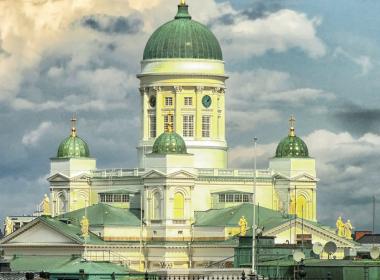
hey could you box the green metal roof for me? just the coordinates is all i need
[195,203,292,231]
[57,134,90,158]
[50,259,128,274]
[38,216,103,245]
[58,203,141,227]
[10,255,76,272]
[275,135,309,158]
[10,256,128,275]
[152,131,187,154]
[143,4,223,60]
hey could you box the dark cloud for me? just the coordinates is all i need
[213,0,282,26]
[80,14,143,35]
[242,1,282,20]
[333,104,380,135]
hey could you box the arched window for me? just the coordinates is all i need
[58,194,66,214]
[173,192,184,219]
[296,196,307,219]
[290,195,307,219]
[152,192,161,220]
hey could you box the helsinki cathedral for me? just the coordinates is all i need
[1,1,356,270]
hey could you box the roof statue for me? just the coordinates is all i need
[336,216,345,237]
[4,217,13,236]
[344,219,353,239]
[238,216,248,236]
[42,194,51,216]
[80,216,90,238]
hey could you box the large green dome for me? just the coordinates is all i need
[152,130,187,155]
[143,4,223,61]
[57,118,90,158]
[275,117,309,158]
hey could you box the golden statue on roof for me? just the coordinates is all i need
[239,216,248,236]
[336,216,345,237]
[344,219,353,239]
[4,217,13,236]
[42,194,51,216]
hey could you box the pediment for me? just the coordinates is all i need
[167,170,197,179]
[1,219,79,245]
[273,172,290,180]
[142,170,166,179]
[264,219,355,247]
[291,173,318,182]
[47,173,70,182]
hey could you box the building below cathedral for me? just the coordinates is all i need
[1,1,357,271]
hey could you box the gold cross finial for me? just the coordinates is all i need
[180,0,186,5]
[289,115,296,136]
[71,113,77,137]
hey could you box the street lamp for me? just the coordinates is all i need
[252,137,258,276]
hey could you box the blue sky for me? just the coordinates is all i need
[0,0,380,232]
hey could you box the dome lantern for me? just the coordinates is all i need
[275,116,309,158]
[57,115,90,158]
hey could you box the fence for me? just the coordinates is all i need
[140,271,332,280]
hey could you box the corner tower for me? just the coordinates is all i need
[137,1,228,169]
[269,116,317,221]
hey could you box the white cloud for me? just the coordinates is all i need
[333,47,373,76]
[22,121,52,146]
[213,9,326,60]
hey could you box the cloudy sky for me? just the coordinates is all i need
[1,0,380,232]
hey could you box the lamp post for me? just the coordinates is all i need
[251,137,258,276]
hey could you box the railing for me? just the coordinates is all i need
[91,168,145,178]
[90,168,273,179]
[141,272,332,280]
[83,250,131,267]
[198,169,272,178]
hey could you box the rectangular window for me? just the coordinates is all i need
[243,194,250,202]
[149,115,156,138]
[219,194,225,203]
[114,194,121,202]
[183,115,194,137]
[226,194,234,202]
[122,194,129,202]
[234,194,242,202]
[106,194,113,203]
[202,116,211,138]
[165,97,173,106]
[184,97,193,106]
[164,114,174,132]
[100,194,105,203]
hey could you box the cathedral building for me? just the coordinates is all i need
[1,1,356,271]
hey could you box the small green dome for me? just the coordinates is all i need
[143,4,223,61]
[57,135,90,158]
[57,117,90,158]
[152,130,187,155]
[275,116,309,158]
[275,135,309,158]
